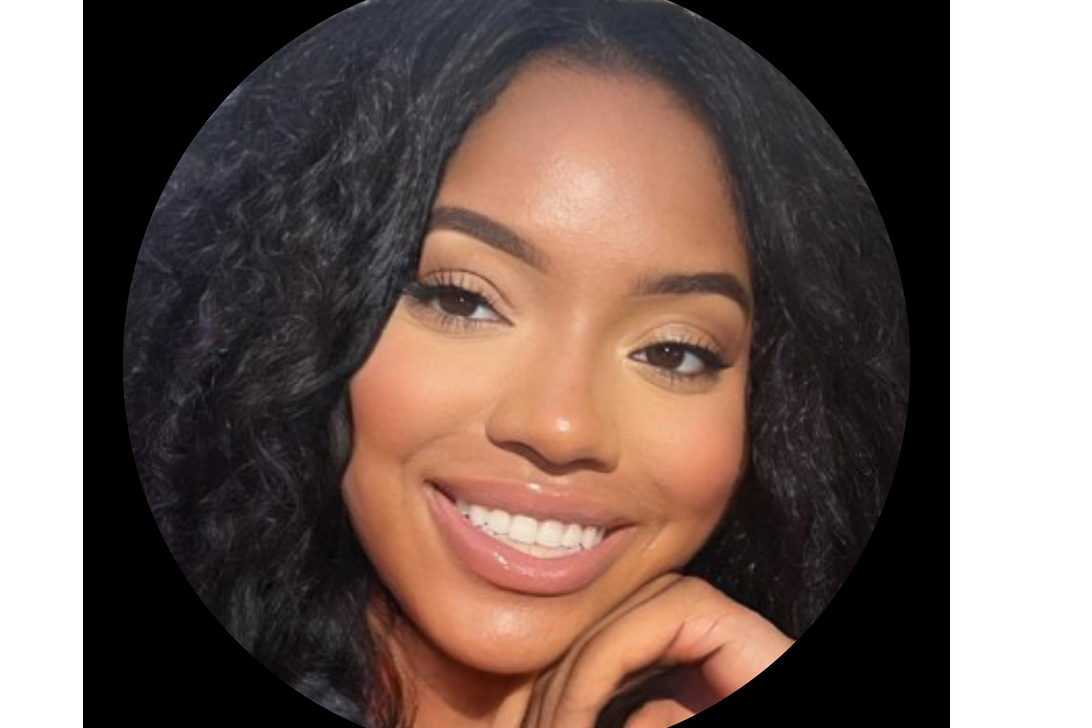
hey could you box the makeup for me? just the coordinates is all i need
[425,482,633,596]
[341,61,751,683]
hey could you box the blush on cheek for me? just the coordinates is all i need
[352,316,520,439]
[645,409,747,513]
[348,328,469,456]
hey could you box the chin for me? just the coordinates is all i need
[453,639,563,676]
[405,593,594,677]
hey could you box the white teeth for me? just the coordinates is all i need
[487,509,511,535]
[537,520,564,548]
[561,523,583,548]
[509,515,538,544]
[453,499,607,554]
[581,526,602,550]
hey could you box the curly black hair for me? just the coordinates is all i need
[123,0,909,725]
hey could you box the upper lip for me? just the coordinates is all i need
[427,476,634,531]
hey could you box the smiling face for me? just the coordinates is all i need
[342,61,752,679]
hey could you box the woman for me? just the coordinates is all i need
[123,0,909,726]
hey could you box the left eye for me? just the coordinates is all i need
[631,343,725,377]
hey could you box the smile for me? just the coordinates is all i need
[425,481,633,596]
[454,499,606,558]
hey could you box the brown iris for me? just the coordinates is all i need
[644,343,686,369]
[434,287,483,317]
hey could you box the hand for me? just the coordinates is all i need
[520,574,794,728]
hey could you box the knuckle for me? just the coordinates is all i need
[675,574,716,599]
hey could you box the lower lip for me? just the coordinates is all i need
[424,483,631,596]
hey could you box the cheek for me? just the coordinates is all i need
[633,390,747,523]
[342,322,459,557]
[342,316,507,560]
[347,319,487,459]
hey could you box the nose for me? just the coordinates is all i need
[484,346,620,474]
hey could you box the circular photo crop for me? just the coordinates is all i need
[122,1,911,725]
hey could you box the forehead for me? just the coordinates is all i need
[433,61,749,283]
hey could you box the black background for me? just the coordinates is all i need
[99,1,929,724]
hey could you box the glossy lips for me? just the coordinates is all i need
[425,480,632,596]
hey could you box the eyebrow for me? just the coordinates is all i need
[429,206,548,271]
[632,271,751,316]
[427,205,752,315]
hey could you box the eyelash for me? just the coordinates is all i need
[403,272,508,331]
[630,337,729,383]
[402,276,730,382]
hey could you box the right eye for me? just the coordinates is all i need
[402,274,507,329]
[422,285,498,320]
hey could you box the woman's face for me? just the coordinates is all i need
[343,62,753,676]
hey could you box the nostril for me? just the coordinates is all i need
[483,379,621,473]
[488,440,616,477]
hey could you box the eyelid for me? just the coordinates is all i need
[403,272,732,385]
[412,270,503,304]
[402,271,510,329]
[628,333,730,385]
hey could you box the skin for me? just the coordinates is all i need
[342,60,792,727]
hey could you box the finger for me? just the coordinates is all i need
[540,578,713,727]
[530,574,684,726]
[544,578,791,728]
[623,698,694,728]
[568,573,686,660]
